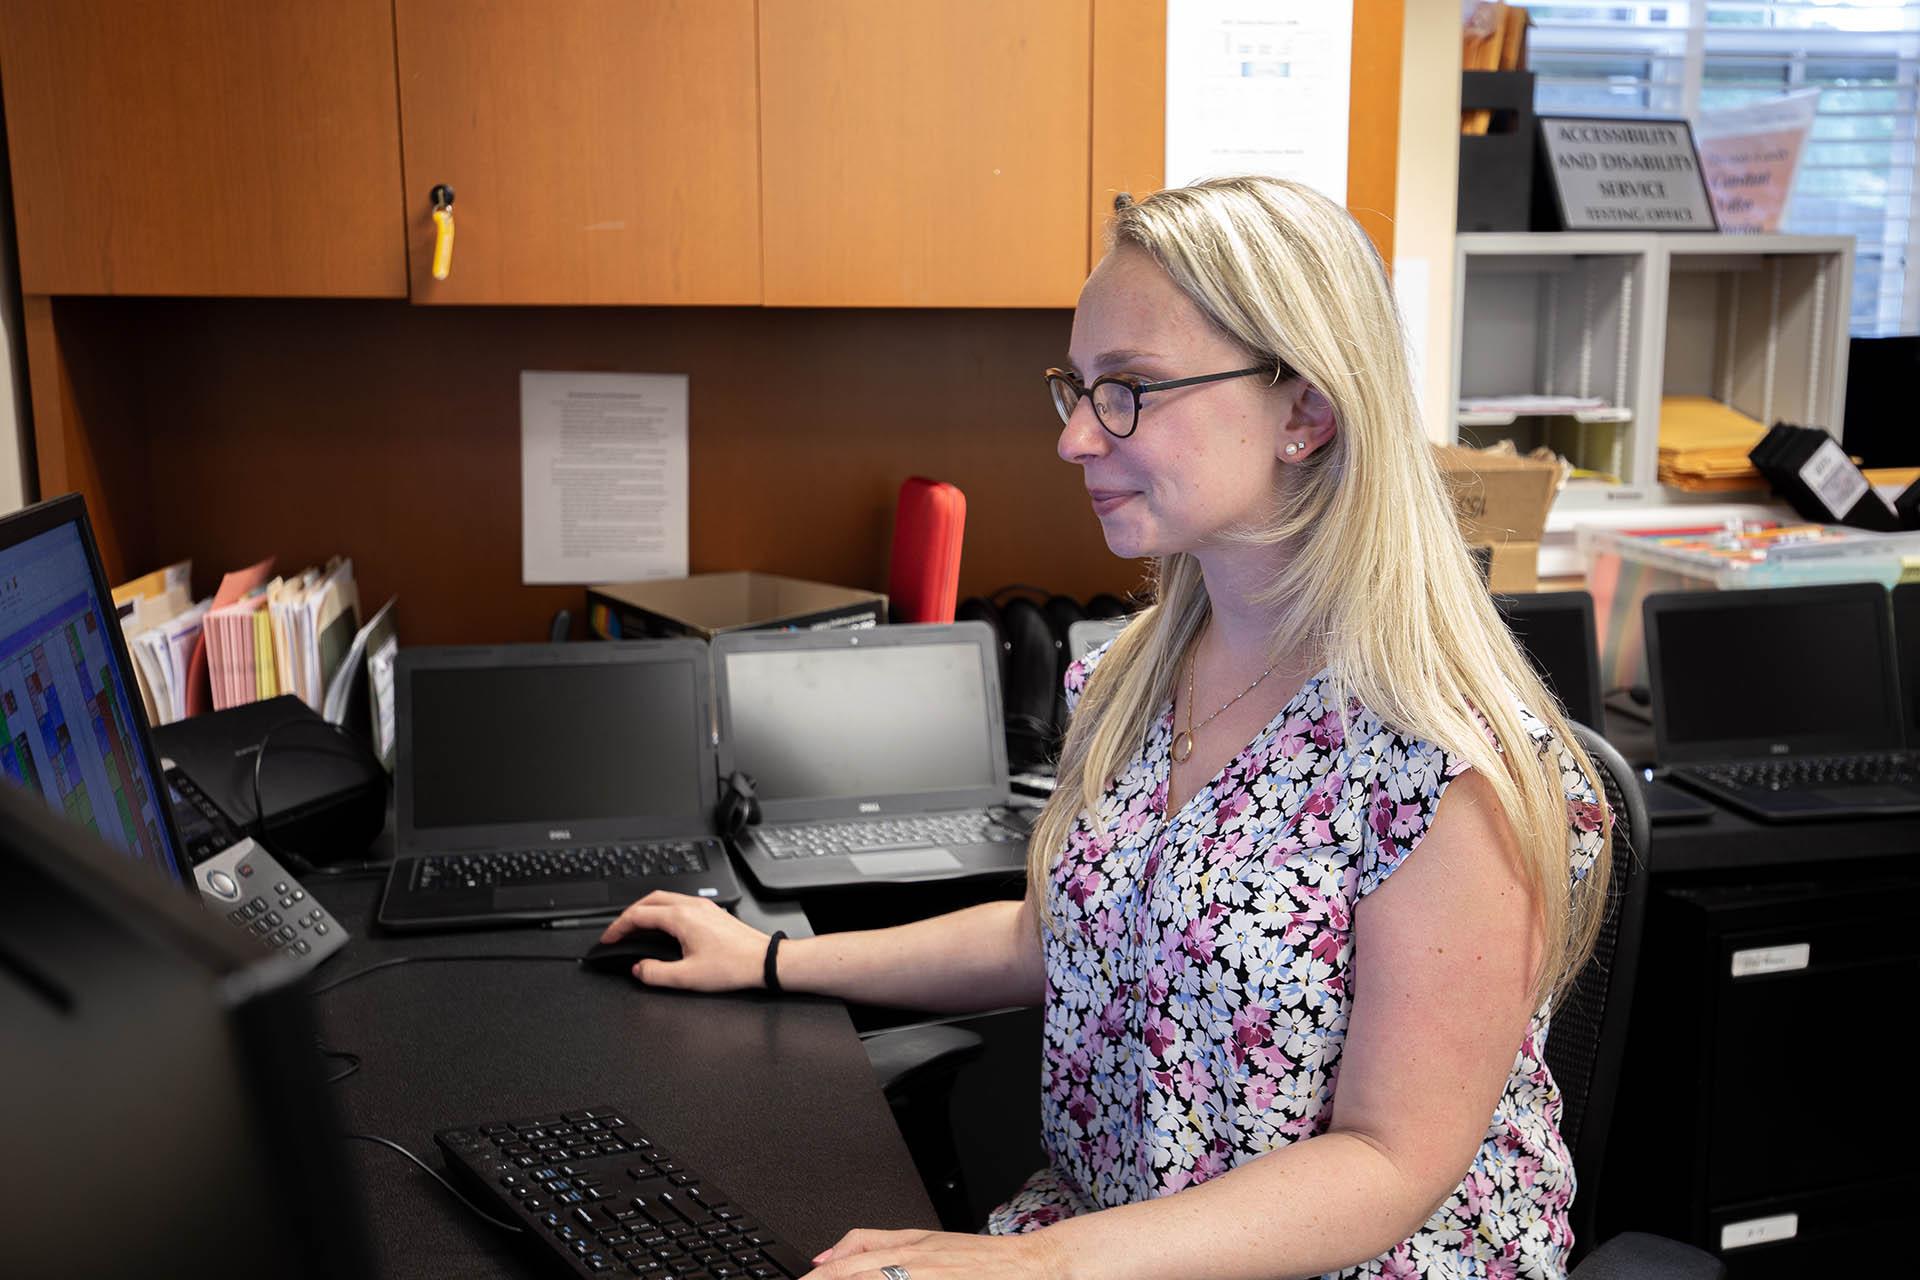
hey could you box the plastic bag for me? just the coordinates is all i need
[1694,89,1821,232]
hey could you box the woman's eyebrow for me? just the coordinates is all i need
[1070,347,1162,376]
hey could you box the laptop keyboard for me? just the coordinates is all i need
[415,841,715,890]
[437,1105,810,1278]
[1696,752,1917,791]
[755,811,1020,859]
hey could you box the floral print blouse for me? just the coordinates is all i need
[984,644,1606,1280]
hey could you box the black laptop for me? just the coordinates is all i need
[1495,590,1606,729]
[711,622,1029,892]
[377,640,742,931]
[1646,584,1920,822]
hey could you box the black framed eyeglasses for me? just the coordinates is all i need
[1043,364,1288,439]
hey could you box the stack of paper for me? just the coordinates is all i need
[1658,395,1770,492]
[237,558,361,714]
[136,554,364,719]
[113,560,201,725]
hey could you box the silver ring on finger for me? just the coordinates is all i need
[880,1267,911,1280]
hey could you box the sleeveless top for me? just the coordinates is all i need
[984,643,1606,1280]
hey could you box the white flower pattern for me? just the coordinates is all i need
[985,644,1606,1280]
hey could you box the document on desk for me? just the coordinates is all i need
[1164,0,1352,200]
[521,370,689,585]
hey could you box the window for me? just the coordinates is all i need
[1530,1,1920,335]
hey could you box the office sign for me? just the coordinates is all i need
[1539,116,1717,232]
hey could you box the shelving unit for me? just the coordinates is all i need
[1451,233,1854,513]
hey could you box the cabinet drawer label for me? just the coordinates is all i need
[1730,943,1810,978]
[1720,1213,1798,1250]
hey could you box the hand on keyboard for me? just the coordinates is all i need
[600,890,775,993]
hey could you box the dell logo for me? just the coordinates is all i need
[858,802,881,814]
[1769,744,1789,755]
[548,829,572,840]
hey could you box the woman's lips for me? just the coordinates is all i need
[1088,489,1136,515]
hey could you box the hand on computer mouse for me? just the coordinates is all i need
[598,890,773,992]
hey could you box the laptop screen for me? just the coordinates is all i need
[1651,588,1900,757]
[407,658,707,831]
[0,505,186,884]
[722,639,998,804]
[1496,591,1602,728]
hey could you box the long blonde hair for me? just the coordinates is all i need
[1027,177,1609,1010]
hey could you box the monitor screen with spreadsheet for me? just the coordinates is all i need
[0,496,186,885]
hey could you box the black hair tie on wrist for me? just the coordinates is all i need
[763,931,787,994]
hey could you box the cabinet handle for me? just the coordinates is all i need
[429,184,456,281]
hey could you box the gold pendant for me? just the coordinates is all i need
[1172,730,1195,763]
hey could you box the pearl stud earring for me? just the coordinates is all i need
[1284,442,1304,456]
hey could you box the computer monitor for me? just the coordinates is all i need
[1893,583,1920,740]
[1494,590,1605,729]
[0,768,373,1275]
[0,493,189,887]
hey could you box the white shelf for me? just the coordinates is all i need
[1456,406,1634,428]
[1451,232,1853,512]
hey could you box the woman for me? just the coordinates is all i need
[601,176,1611,1280]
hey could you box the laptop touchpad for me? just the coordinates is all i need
[848,849,963,876]
[494,882,611,910]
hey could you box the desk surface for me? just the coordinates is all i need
[308,874,937,1278]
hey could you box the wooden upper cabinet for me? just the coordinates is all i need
[0,0,407,297]
[393,0,761,306]
[759,0,1091,308]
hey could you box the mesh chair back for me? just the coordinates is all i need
[1543,723,1650,1257]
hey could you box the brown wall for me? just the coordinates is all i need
[50,297,1154,644]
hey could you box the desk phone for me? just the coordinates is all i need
[167,763,348,973]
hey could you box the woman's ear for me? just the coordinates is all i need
[1279,384,1337,461]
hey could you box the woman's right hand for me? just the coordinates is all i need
[599,890,774,993]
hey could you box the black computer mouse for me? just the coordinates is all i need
[579,931,683,974]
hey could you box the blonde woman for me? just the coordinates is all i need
[603,177,1611,1280]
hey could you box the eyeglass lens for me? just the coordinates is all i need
[1048,375,1138,436]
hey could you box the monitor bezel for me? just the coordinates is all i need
[711,621,1008,824]
[0,492,194,889]
[1644,582,1904,763]
[394,638,719,853]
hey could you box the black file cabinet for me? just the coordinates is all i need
[1600,868,1920,1275]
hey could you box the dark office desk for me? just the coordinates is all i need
[1596,713,1920,1274]
[305,873,938,1278]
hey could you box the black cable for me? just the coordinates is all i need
[315,1043,362,1085]
[305,953,580,997]
[343,1133,525,1234]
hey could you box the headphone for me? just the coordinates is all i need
[957,585,1136,773]
[717,770,761,840]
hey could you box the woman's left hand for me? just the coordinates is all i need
[803,1227,1068,1280]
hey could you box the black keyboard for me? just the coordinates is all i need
[416,842,714,891]
[438,1106,811,1278]
[1697,752,1917,792]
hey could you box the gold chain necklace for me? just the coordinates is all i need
[1171,640,1278,765]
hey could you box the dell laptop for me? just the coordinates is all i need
[711,621,1030,892]
[377,640,742,930]
[1646,583,1920,822]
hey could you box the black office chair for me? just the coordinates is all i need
[862,1020,986,1231]
[1558,723,1723,1279]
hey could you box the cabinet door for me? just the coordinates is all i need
[759,0,1091,307]
[394,0,760,305]
[0,0,407,297]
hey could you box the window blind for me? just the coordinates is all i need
[1529,1,1920,335]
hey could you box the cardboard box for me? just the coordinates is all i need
[1435,444,1558,546]
[1437,445,1557,594]
[1468,541,1542,594]
[588,572,886,642]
